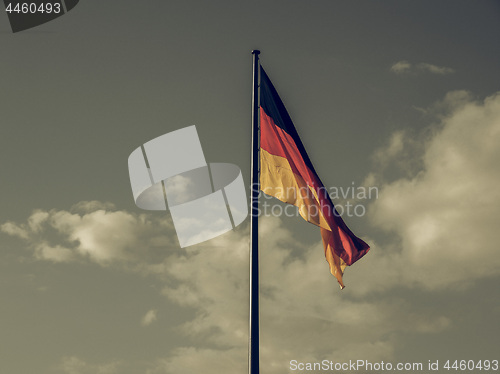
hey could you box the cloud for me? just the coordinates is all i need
[365,91,500,291]
[147,347,246,374]
[374,131,405,162]
[141,309,158,326]
[164,174,196,205]
[390,60,412,74]
[6,92,500,374]
[4,208,454,374]
[390,60,455,75]
[2,203,460,374]
[417,62,455,75]
[148,217,451,374]
[429,90,474,115]
[1,202,175,266]
[70,201,117,214]
[58,356,120,374]
[367,129,426,185]
[4,204,449,373]
[1,221,30,239]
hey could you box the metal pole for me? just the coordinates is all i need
[249,49,260,374]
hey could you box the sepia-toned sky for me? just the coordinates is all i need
[1,1,500,373]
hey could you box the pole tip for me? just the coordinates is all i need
[252,50,261,55]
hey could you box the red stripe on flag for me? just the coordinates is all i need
[260,108,369,265]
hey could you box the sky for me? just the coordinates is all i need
[1,1,500,373]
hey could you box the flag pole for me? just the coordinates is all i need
[249,49,260,374]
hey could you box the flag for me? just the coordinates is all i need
[259,66,370,288]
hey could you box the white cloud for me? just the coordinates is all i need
[3,203,457,374]
[1,221,30,239]
[141,309,158,326]
[368,129,425,184]
[390,60,411,74]
[390,60,455,75]
[58,356,120,374]
[372,130,405,165]
[365,91,500,291]
[417,62,455,75]
[430,90,474,115]
[8,207,419,374]
[164,174,195,205]
[35,243,75,263]
[147,347,246,374]
[70,201,116,214]
[149,217,451,374]
[0,202,174,266]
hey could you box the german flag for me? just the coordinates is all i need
[259,67,370,288]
